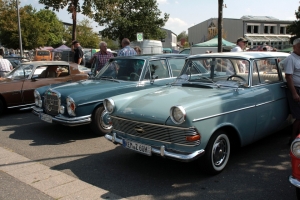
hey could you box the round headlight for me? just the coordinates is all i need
[103,98,115,114]
[66,97,76,116]
[170,106,186,124]
[291,139,300,158]
[34,90,42,107]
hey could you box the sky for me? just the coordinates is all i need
[22,0,299,36]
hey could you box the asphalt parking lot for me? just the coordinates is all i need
[0,110,297,200]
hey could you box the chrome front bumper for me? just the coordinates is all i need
[289,176,300,188]
[105,132,205,162]
[32,106,92,126]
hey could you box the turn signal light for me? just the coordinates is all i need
[186,134,200,142]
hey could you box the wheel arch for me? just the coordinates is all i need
[212,125,241,150]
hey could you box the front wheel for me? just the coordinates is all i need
[90,106,112,135]
[202,130,230,175]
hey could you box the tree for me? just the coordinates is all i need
[287,5,300,43]
[0,1,65,49]
[94,0,169,45]
[75,19,101,48]
[35,9,64,47]
[177,31,188,41]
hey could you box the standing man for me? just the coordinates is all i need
[90,41,114,72]
[231,37,248,52]
[0,55,13,77]
[117,38,137,56]
[284,38,300,143]
[72,40,84,65]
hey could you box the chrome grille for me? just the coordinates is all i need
[111,116,199,146]
[44,90,60,115]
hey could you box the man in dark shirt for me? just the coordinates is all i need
[72,40,83,65]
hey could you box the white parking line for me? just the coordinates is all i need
[0,146,126,200]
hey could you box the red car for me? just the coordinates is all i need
[289,134,300,199]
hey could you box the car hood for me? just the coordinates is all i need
[113,85,243,124]
[46,79,145,104]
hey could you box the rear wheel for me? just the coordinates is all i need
[90,106,112,135]
[0,100,4,116]
[202,130,230,175]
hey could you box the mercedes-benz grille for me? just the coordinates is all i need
[44,90,61,115]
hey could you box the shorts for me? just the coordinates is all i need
[287,87,300,119]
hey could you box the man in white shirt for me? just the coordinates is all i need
[284,38,300,143]
[0,55,13,77]
[231,37,248,52]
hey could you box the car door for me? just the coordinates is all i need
[252,58,289,141]
[22,65,72,104]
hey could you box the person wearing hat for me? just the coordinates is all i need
[231,37,248,52]
[72,40,83,65]
[283,38,300,143]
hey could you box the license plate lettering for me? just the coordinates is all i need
[123,139,151,156]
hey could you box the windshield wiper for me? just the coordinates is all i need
[99,76,120,82]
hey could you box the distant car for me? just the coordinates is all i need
[0,61,89,115]
[179,48,190,54]
[32,54,188,135]
[104,52,291,175]
[289,135,300,199]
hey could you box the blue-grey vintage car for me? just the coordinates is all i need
[104,52,291,175]
[32,54,187,135]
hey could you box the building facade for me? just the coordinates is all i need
[188,16,292,50]
[161,28,178,51]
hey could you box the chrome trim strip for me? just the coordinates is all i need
[78,99,103,106]
[289,176,300,188]
[7,103,35,109]
[193,97,286,122]
[54,114,91,122]
[105,132,205,162]
[193,105,255,122]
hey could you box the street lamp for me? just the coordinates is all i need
[217,0,224,52]
[16,0,23,57]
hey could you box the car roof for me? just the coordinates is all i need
[21,61,70,66]
[189,51,290,59]
[114,54,188,60]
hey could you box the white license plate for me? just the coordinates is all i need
[122,139,151,156]
[40,113,52,123]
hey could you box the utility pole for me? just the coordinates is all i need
[218,0,223,53]
[16,0,23,57]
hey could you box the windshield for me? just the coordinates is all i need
[5,64,34,79]
[176,57,250,88]
[95,59,145,81]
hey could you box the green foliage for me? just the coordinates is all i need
[287,6,300,43]
[94,0,169,45]
[62,19,101,49]
[0,0,64,49]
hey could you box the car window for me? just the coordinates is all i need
[168,58,186,77]
[96,59,145,81]
[6,64,34,80]
[148,60,169,79]
[252,59,281,86]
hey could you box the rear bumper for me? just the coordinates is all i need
[105,132,205,162]
[32,106,91,126]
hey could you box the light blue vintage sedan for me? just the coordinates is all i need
[32,54,187,135]
[104,52,291,175]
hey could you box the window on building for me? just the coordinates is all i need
[247,26,251,33]
[270,26,275,34]
[253,26,259,33]
[280,27,286,34]
[264,26,268,34]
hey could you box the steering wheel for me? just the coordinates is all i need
[227,75,246,82]
[130,72,140,81]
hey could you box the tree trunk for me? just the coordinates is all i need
[72,0,79,41]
